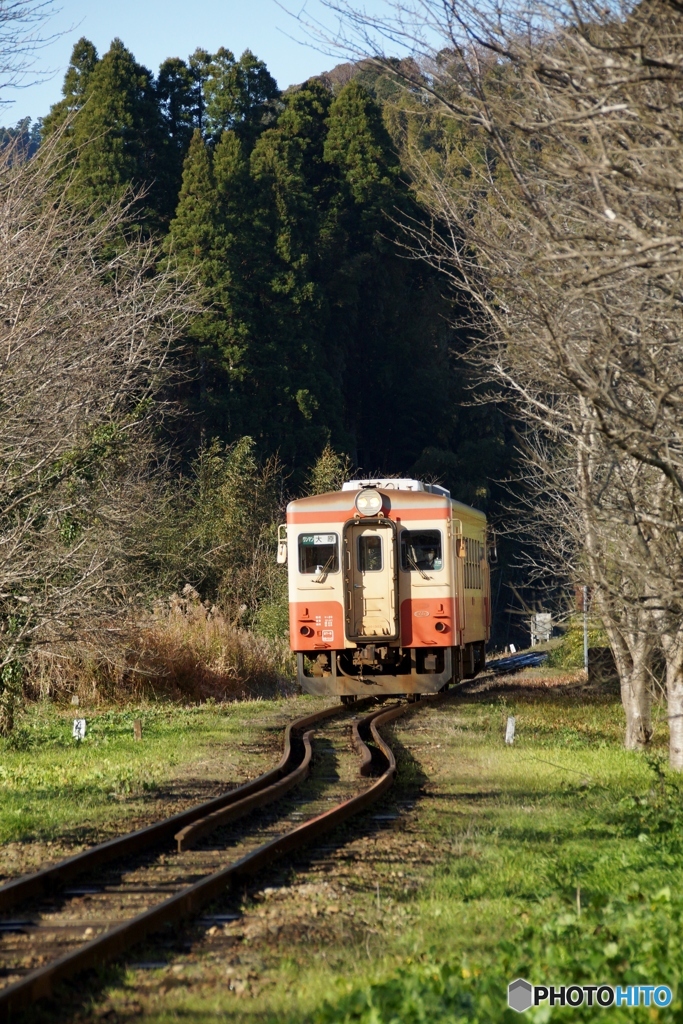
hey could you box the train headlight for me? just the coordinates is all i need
[355,489,382,516]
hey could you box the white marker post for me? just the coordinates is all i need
[505,716,516,745]
[72,719,86,741]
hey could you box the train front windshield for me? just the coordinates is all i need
[401,529,443,572]
[298,533,339,574]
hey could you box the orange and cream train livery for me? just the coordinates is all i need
[277,478,491,698]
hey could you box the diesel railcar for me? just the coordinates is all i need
[278,478,491,698]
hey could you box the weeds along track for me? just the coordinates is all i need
[0,694,446,1018]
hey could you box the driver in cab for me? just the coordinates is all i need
[417,546,438,572]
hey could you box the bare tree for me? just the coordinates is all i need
[0,0,61,104]
[0,131,193,732]
[508,415,657,747]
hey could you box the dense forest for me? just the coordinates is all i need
[20,38,508,500]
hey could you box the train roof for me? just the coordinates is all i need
[287,481,486,523]
[341,478,451,498]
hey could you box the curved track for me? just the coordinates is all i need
[0,694,445,1018]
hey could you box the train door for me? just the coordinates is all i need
[454,527,466,645]
[344,521,398,640]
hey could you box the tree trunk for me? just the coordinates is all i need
[614,654,653,749]
[577,434,653,750]
[619,664,653,749]
[0,701,14,736]
[0,676,18,736]
[596,600,653,750]
[662,634,683,770]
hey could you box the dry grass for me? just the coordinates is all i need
[23,589,296,706]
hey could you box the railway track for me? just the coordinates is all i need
[0,693,446,1018]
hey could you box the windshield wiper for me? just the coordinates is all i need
[407,553,431,581]
[313,553,335,583]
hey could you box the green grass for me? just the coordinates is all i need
[0,697,320,848]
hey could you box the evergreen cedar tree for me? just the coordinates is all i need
[41,37,508,503]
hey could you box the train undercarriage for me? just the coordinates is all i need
[298,641,486,697]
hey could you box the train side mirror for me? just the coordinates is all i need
[277,524,288,565]
[489,530,498,564]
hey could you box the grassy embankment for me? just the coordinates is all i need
[10,673,683,1023]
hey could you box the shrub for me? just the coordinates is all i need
[23,589,296,706]
[547,617,609,670]
[254,596,290,641]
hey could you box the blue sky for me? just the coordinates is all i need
[3,0,347,123]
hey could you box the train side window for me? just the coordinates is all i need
[358,534,383,572]
[464,538,483,588]
[298,533,339,574]
[400,529,443,572]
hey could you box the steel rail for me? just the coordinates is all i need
[0,696,427,1017]
[174,724,317,852]
[351,714,375,777]
[0,702,349,914]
